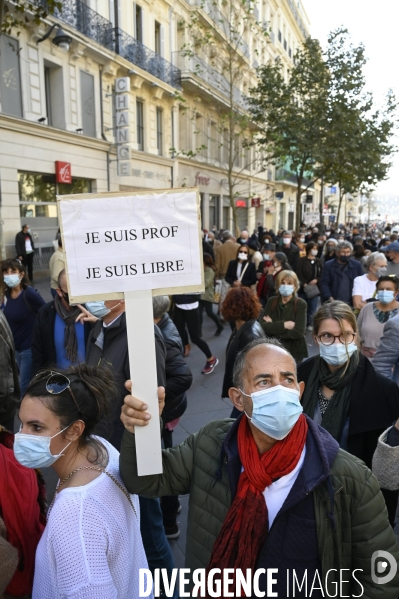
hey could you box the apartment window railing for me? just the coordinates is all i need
[36,0,181,88]
[285,0,308,38]
[278,29,282,42]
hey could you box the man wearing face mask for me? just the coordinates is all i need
[280,231,299,271]
[31,270,91,377]
[319,241,363,305]
[119,338,399,598]
[384,241,399,276]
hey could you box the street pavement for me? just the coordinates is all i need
[31,275,399,566]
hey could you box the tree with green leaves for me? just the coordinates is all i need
[175,0,267,234]
[249,28,397,231]
[0,1,61,35]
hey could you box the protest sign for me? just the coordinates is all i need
[57,188,203,475]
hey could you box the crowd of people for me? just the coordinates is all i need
[2,221,399,596]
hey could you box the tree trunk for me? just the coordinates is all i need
[336,190,344,225]
[295,177,303,232]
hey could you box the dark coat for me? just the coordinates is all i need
[319,258,363,304]
[225,260,257,287]
[298,354,399,470]
[259,295,308,360]
[297,256,322,287]
[222,320,265,397]
[85,313,166,450]
[281,243,299,271]
[157,313,193,422]
[31,301,92,377]
[0,312,20,425]
[15,231,34,258]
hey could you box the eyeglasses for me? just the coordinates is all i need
[317,332,356,346]
[43,371,81,415]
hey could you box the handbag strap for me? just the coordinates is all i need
[239,262,249,282]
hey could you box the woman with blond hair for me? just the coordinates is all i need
[258,270,308,363]
[298,300,399,525]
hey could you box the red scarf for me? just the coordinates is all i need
[207,414,308,589]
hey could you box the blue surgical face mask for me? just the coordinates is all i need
[377,290,395,304]
[240,385,303,440]
[263,253,270,260]
[4,274,21,288]
[14,425,73,469]
[85,301,111,318]
[279,284,294,297]
[319,342,357,366]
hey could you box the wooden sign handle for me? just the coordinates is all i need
[124,290,163,476]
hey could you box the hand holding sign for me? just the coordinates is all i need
[58,188,203,475]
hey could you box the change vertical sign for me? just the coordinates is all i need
[57,188,203,475]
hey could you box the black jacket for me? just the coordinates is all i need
[225,260,257,287]
[296,256,322,287]
[298,354,399,469]
[85,313,166,450]
[15,230,34,257]
[282,243,299,271]
[222,320,265,397]
[31,301,92,377]
[157,314,192,422]
[0,312,20,424]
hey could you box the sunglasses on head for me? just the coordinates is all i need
[35,371,81,415]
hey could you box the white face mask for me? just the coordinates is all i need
[300,238,305,243]
[311,249,318,256]
[283,238,290,245]
[14,424,73,469]
[238,252,248,261]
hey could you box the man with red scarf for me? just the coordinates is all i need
[119,339,399,598]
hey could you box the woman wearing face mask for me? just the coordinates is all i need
[224,245,257,289]
[320,238,338,266]
[256,243,276,307]
[357,275,399,360]
[352,252,387,311]
[15,364,151,599]
[263,251,292,299]
[258,270,308,363]
[292,232,306,258]
[297,242,322,330]
[1,259,45,399]
[298,301,399,525]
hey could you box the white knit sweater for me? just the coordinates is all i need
[33,437,152,599]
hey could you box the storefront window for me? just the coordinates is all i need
[18,172,91,217]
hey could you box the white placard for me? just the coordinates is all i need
[58,188,203,303]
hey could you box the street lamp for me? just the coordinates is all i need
[37,24,73,53]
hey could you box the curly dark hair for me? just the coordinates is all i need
[221,287,261,322]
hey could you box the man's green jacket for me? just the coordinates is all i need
[120,416,399,598]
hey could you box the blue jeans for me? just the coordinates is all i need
[15,348,32,398]
[299,291,319,327]
[139,497,178,599]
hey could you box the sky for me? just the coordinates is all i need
[303,0,399,196]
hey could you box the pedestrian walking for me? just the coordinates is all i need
[15,365,152,599]
[15,224,35,284]
[357,275,399,359]
[320,238,338,267]
[297,241,322,330]
[172,293,218,374]
[1,259,45,397]
[120,339,399,598]
[384,241,399,276]
[214,230,239,305]
[199,253,224,337]
[280,230,300,271]
[258,270,308,364]
[299,300,399,525]
[256,243,276,307]
[224,244,257,289]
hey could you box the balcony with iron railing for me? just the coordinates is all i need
[173,51,249,109]
[285,0,308,38]
[35,0,181,88]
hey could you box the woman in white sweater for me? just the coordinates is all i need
[357,275,399,360]
[14,364,152,599]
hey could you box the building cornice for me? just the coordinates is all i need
[0,114,111,151]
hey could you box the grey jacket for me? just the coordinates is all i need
[373,314,399,385]
[0,311,20,424]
